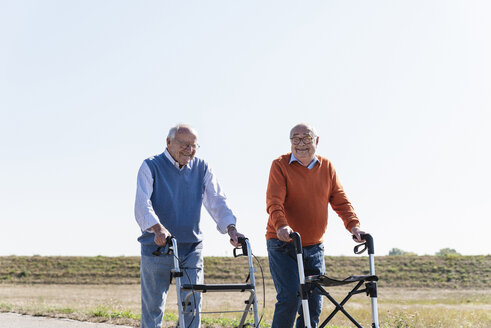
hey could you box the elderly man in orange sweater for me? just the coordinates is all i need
[266,123,367,328]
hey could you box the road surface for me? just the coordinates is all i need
[0,313,133,328]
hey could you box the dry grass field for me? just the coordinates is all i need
[0,255,490,327]
[0,284,490,327]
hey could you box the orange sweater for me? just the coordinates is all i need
[266,153,359,246]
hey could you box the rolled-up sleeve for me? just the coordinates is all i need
[134,161,160,231]
[202,168,236,234]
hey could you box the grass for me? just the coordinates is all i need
[0,255,140,284]
[1,254,489,288]
[1,284,490,327]
[0,255,490,327]
[90,305,139,319]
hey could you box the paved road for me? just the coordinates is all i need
[0,313,134,328]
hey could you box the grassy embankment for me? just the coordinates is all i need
[0,255,490,327]
[2,254,489,288]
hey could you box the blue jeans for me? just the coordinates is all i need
[140,242,203,328]
[267,238,325,328]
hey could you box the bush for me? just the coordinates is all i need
[436,248,461,256]
[388,248,416,256]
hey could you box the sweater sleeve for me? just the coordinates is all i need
[329,166,360,232]
[266,159,289,231]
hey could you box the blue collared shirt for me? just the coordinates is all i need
[289,153,319,170]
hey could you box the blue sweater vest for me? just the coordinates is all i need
[137,152,208,254]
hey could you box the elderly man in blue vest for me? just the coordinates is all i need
[135,124,244,328]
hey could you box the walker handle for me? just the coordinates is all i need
[289,232,302,254]
[352,233,375,255]
[233,237,249,257]
[152,236,174,256]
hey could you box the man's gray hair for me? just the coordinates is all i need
[290,123,318,137]
[167,124,197,139]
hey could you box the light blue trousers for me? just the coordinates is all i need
[140,242,203,328]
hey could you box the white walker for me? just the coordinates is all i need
[154,237,261,328]
[290,232,380,328]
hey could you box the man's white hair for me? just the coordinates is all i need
[290,123,318,138]
[167,124,198,139]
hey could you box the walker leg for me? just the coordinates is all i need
[371,297,379,328]
[237,291,255,328]
[171,238,186,328]
[368,253,379,328]
[244,239,260,327]
[290,232,311,328]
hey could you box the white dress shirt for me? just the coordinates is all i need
[134,150,236,234]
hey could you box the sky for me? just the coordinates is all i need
[1,1,490,257]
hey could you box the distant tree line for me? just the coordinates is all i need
[388,248,460,256]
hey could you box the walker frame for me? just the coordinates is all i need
[290,232,380,328]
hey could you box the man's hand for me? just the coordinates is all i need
[227,224,245,247]
[351,226,366,243]
[276,225,293,242]
[151,223,171,246]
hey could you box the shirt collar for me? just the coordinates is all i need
[164,149,190,170]
[289,153,319,170]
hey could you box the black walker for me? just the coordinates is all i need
[153,236,260,327]
[290,232,379,328]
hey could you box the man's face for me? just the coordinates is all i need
[290,126,318,165]
[166,128,199,166]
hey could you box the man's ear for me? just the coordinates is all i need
[166,137,171,147]
[315,136,319,145]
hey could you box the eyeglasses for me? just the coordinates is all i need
[174,138,200,150]
[290,135,314,145]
